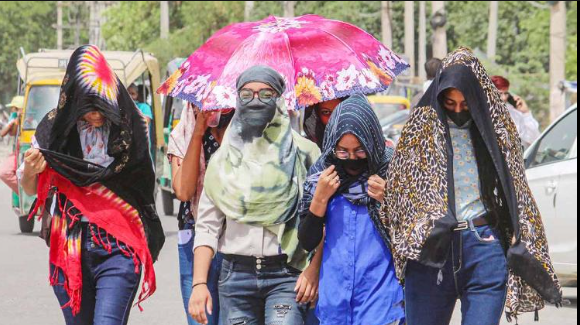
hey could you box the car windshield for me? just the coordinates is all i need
[381,110,410,128]
[372,103,407,120]
[23,86,60,130]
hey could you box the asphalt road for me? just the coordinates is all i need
[0,145,576,325]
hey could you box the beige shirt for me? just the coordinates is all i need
[193,189,282,257]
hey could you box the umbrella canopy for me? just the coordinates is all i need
[158,15,409,111]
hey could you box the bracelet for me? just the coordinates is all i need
[192,282,208,289]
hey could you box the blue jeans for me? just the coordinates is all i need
[218,257,309,325]
[179,221,223,325]
[405,225,508,325]
[53,223,142,325]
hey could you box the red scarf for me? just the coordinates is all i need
[31,168,156,315]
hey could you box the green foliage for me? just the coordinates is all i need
[0,1,57,102]
[102,1,161,51]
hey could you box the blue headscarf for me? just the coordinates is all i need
[299,94,393,245]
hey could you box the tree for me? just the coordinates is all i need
[0,2,57,102]
[487,1,498,62]
[431,1,447,59]
[381,1,393,49]
[549,1,566,122]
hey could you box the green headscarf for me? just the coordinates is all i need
[204,66,320,269]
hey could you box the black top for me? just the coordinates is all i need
[298,211,325,252]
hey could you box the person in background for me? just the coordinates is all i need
[491,75,541,148]
[168,101,234,325]
[0,96,24,193]
[128,83,154,126]
[423,58,443,93]
[303,99,343,149]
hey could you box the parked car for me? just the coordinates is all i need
[525,104,577,286]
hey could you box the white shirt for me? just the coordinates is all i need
[506,104,541,149]
[193,189,282,257]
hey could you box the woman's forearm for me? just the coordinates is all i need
[193,246,214,284]
[21,172,39,196]
[174,134,203,202]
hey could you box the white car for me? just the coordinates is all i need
[525,104,577,286]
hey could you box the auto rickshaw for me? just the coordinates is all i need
[159,58,186,216]
[14,48,164,233]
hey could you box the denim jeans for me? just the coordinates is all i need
[405,225,508,325]
[218,257,309,325]
[179,221,223,325]
[52,223,142,325]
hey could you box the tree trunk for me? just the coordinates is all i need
[419,1,427,80]
[381,1,393,49]
[487,1,499,62]
[549,1,567,122]
[405,1,415,78]
[160,1,170,40]
[283,1,295,18]
[432,1,447,59]
[57,1,63,50]
[244,1,255,22]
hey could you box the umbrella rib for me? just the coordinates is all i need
[281,31,297,87]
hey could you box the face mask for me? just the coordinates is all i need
[446,110,472,127]
[236,96,278,142]
[336,158,368,175]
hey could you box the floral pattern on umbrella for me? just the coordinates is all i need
[159,15,409,111]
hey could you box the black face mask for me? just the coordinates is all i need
[445,110,472,127]
[236,97,277,143]
[336,158,369,175]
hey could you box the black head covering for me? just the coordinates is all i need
[34,45,164,260]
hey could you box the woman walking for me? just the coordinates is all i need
[298,94,405,325]
[20,45,165,325]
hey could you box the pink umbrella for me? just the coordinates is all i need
[158,14,409,111]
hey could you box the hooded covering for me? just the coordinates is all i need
[300,94,393,245]
[383,48,561,320]
[30,45,165,315]
[303,106,326,149]
[203,66,320,270]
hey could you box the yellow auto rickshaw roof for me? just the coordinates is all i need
[17,49,160,87]
[367,95,411,109]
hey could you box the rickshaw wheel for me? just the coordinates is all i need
[19,216,35,233]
